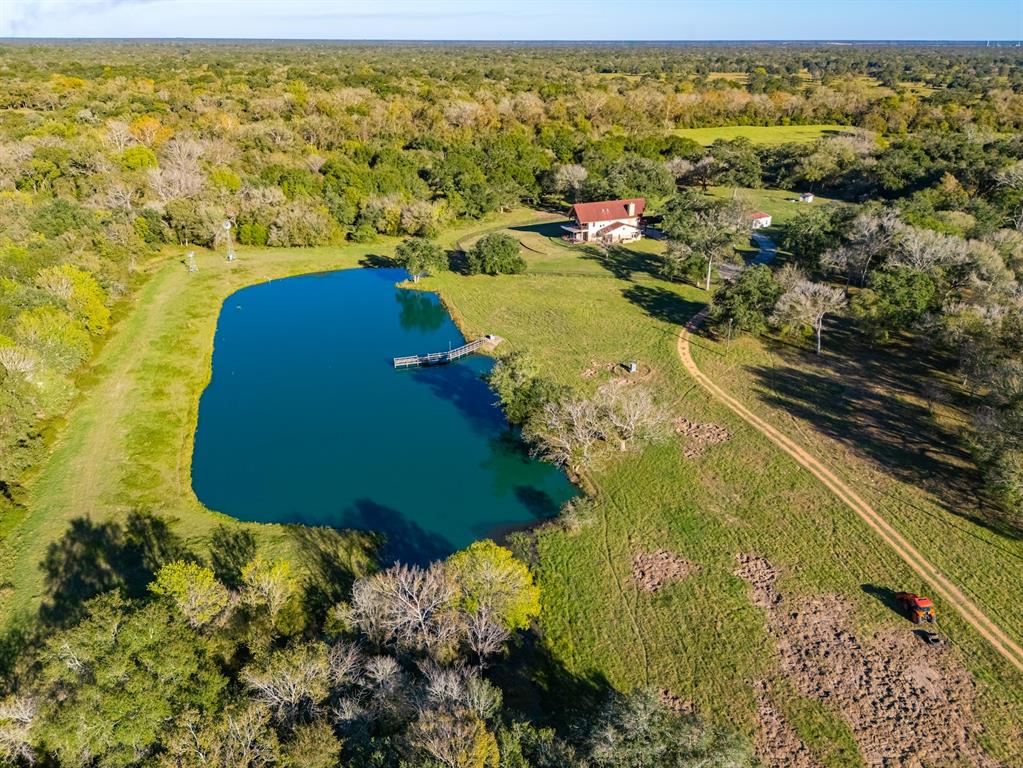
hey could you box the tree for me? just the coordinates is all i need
[821,209,900,287]
[34,594,226,768]
[593,379,669,449]
[241,556,300,631]
[241,644,332,726]
[487,352,565,425]
[447,540,540,631]
[523,396,604,470]
[13,305,91,373]
[150,560,232,629]
[466,233,526,276]
[779,205,852,270]
[661,191,745,290]
[350,563,460,659]
[394,237,446,282]
[587,688,753,768]
[708,264,783,337]
[772,279,847,354]
[850,267,937,341]
[280,720,341,768]
[550,163,588,202]
[34,264,111,335]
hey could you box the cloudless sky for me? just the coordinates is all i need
[0,0,1021,41]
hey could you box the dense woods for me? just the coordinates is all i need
[2,40,1023,765]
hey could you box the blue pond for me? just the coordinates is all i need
[192,268,576,564]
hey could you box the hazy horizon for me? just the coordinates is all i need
[1,0,1020,42]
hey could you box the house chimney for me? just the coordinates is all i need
[626,202,636,216]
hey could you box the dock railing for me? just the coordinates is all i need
[393,337,489,369]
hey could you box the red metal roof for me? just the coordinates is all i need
[572,198,645,225]
[596,221,638,236]
[748,211,771,219]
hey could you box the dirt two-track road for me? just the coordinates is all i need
[678,308,1023,675]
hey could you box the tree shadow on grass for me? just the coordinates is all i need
[446,248,471,275]
[749,319,1020,539]
[338,498,453,567]
[288,525,377,625]
[489,628,613,728]
[508,220,568,238]
[584,244,663,281]
[208,524,257,589]
[38,511,192,628]
[358,253,395,269]
[621,284,705,328]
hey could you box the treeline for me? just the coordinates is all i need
[0,524,750,767]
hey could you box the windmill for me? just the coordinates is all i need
[223,219,236,262]
[187,250,198,273]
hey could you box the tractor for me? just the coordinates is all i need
[896,592,935,624]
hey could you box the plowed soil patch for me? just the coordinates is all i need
[632,550,699,593]
[735,554,998,767]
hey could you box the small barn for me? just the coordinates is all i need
[799,192,815,203]
[748,211,773,229]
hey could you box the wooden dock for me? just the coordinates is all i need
[393,337,490,369]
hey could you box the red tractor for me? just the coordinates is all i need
[896,592,935,624]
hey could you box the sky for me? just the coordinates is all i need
[0,0,1021,41]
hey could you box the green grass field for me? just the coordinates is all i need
[673,124,853,146]
[4,210,1022,763]
[704,186,841,225]
[421,222,1023,762]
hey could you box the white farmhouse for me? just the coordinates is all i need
[562,198,645,244]
[748,211,773,229]
[799,192,815,203]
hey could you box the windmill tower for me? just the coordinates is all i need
[223,220,235,262]
[187,250,198,273]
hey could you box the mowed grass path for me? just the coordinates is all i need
[673,124,854,146]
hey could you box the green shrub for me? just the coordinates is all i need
[466,233,526,275]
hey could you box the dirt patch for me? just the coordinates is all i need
[735,554,999,767]
[632,550,700,593]
[675,417,731,458]
[581,360,616,379]
[754,683,820,768]
[734,553,783,609]
[582,359,653,380]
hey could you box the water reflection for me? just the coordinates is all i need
[396,290,448,332]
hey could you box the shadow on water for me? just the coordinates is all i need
[513,486,562,520]
[408,362,507,436]
[38,512,192,627]
[339,498,453,566]
[395,290,448,333]
[621,284,705,328]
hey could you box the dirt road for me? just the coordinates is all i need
[678,308,1023,674]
